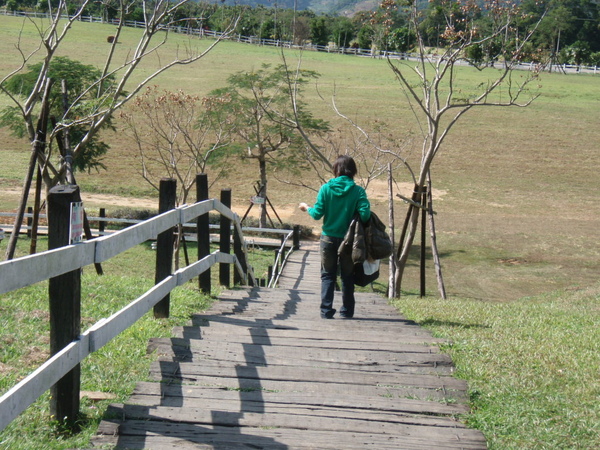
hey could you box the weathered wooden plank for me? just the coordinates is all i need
[95,417,486,449]
[0,241,95,295]
[94,209,179,262]
[145,373,466,404]
[147,339,454,374]
[173,325,448,345]
[151,333,448,353]
[115,396,465,428]
[148,336,447,359]
[148,360,467,391]
[150,350,452,377]
[187,316,439,338]
[144,374,464,403]
[104,403,482,439]
[129,382,470,416]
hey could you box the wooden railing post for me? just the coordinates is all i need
[293,225,300,250]
[196,174,211,294]
[47,184,81,428]
[219,189,231,288]
[26,206,33,238]
[154,178,176,318]
[99,208,106,236]
[233,223,246,285]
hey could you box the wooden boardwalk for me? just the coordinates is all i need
[89,242,487,449]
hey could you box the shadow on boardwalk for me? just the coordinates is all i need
[89,243,487,449]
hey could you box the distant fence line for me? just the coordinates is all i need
[1,8,598,74]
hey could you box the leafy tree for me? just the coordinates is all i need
[357,24,375,49]
[205,63,329,227]
[1,57,117,176]
[387,26,415,53]
[310,15,330,46]
[332,17,355,48]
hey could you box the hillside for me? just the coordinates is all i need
[219,0,424,15]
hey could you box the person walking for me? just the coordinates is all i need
[299,155,371,319]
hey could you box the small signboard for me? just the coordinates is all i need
[70,201,84,244]
[251,196,266,205]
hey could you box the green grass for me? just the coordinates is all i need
[391,285,600,449]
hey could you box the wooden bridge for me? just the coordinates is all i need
[89,242,487,449]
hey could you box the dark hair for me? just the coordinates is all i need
[332,155,357,179]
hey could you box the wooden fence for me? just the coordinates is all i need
[0,177,265,432]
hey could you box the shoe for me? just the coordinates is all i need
[321,309,336,319]
[339,313,353,319]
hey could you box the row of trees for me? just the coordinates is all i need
[3,0,600,64]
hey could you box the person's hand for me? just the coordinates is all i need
[298,202,309,212]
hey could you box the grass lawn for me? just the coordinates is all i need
[391,286,600,449]
[1,13,599,449]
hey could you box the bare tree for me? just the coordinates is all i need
[120,86,233,269]
[1,0,234,260]
[121,86,232,205]
[385,0,544,296]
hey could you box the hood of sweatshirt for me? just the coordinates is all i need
[327,176,356,196]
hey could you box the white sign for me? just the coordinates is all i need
[251,196,266,205]
[70,202,84,244]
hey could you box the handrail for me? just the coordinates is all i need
[267,229,294,288]
[0,199,252,432]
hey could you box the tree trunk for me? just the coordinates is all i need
[427,173,447,299]
[29,164,43,255]
[5,79,53,260]
[393,184,425,297]
[259,157,268,228]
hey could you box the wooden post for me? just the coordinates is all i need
[233,222,248,286]
[26,206,33,238]
[219,189,231,288]
[420,186,427,298]
[293,225,300,250]
[98,208,106,236]
[47,184,81,428]
[387,163,396,298]
[427,173,447,299]
[196,174,211,294]
[154,178,176,318]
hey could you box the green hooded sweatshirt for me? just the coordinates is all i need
[308,176,371,238]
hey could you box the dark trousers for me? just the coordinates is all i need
[320,235,355,318]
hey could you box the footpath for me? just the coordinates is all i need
[88,242,487,449]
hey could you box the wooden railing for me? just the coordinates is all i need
[0,180,258,432]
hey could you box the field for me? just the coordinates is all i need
[0,14,599,449]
